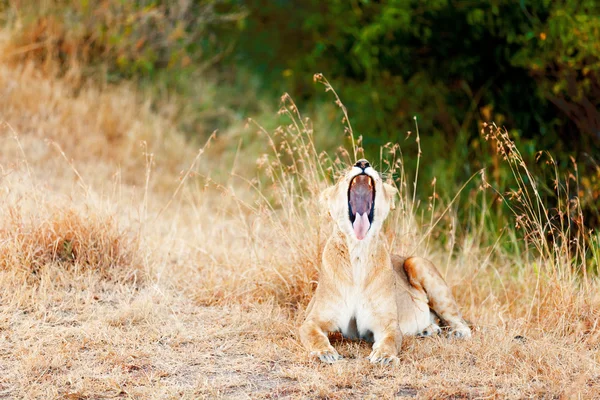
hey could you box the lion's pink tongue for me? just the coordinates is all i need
[353,212,370,240]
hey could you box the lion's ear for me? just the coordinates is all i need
[383,182,398,210]
[319,185,336,215]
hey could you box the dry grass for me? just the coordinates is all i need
[1,31,600,399]
[0,204,140,283]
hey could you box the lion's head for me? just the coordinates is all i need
[321,159,397,241]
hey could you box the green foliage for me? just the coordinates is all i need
[236,1,599,151]
[512,0,600,144]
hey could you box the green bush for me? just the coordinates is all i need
[237,1,599,151]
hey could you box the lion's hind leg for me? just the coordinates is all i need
[403,257,471,338]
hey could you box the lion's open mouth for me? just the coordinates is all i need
[348,174,375,240]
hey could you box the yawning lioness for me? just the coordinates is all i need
[299,159,471,365]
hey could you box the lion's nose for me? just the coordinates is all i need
[355,159,370,171]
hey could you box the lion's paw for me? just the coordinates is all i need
[311,347,343,364]
[368,348,400,366]
[416,323,442,338]
[447,324,472,339]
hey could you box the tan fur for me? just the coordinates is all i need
[300,161,471,365]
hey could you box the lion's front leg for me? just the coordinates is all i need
[299,316,342,364]
[368,329,402,365]
[367,314,403,366]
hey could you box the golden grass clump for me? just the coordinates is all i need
[0,204,141,283]
[482,121,599,278]
[184,89,352,307]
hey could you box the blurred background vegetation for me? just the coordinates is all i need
[1,0,599,233]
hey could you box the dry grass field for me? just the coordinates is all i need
[1,32,600,399]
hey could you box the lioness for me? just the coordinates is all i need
[300,159,471,365]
